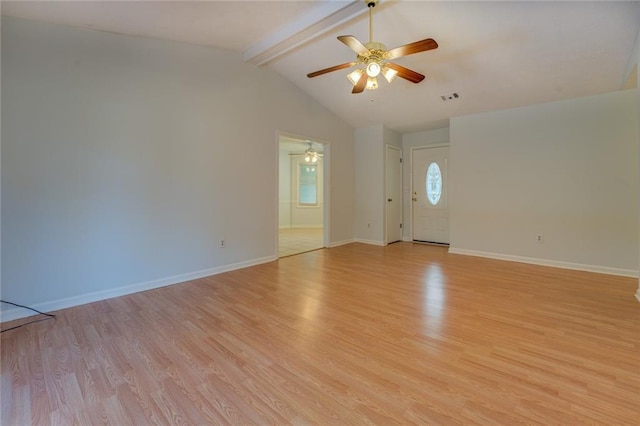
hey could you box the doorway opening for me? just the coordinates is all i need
[278,135,328,257]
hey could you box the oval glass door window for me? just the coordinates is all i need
[426,162,442,205]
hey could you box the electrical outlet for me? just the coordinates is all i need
[220,239,225,248]
[536,235,543,243]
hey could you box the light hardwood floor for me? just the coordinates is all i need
[2,243,639,424]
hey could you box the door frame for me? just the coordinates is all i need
[275,131,330,256]
[409,144,449,242]
[385,144,402,245]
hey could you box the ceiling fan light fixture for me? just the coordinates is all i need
[304,146,320,163]
[382,65,398,83]
[365,61,381,77]
[347,68,364,85]
[305,0,437,94]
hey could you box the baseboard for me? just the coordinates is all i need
[635,288,640,303]
[447,247,638,278]
[402,236,413,242]
[354,238,386,247]
[279,225,323,229]
[329,238,356,248]
[1,255,278,323]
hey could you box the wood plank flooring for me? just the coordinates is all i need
[2,243,639,424]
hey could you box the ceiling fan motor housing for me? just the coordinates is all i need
[358,42,387,64]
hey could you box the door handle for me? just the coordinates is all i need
[388,198,392,202]
[412,197,417,201]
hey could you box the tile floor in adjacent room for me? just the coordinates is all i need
[278,227,323,257]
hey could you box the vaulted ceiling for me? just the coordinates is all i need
[3,1,639,133]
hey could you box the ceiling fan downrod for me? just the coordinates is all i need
[368,1,376,44]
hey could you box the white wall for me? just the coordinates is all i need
[384,127,403,149]
[353,124,402,245]
[278,149,292,228]
[355,124,384,244]
[401,127,449,240]
[1,17,355,319]
[383,127,402,243]
[450,90,638,276]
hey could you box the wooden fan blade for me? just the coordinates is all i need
[338,35,371,56]
[307,62,354,78]
[387,38,438,60]
[352,73,367,94]
[386,63,425,83]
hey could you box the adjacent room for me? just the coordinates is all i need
[278,136,326,257]
[1,1,639,424]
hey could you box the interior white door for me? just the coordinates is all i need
[385,146,402,244]
[412,147,449,244]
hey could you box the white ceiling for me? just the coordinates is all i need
[3,1,639,133]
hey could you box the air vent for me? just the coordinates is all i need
[440,92,460,102]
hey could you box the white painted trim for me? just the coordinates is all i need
[448,247,638,278]
[410,143,450,151]
[635,289,640,303]
[355,238,386,247]
[329,238,356,248]
[402,236,413,242]
[1,255,277,323]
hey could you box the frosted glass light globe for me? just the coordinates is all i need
[366,62,381,77]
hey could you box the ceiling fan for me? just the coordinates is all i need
[306,0,438,94]
[288,143,324,163]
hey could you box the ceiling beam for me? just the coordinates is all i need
[620,27,640,89]
[243,0,374,66]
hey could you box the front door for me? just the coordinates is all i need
[412,146,449,244]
